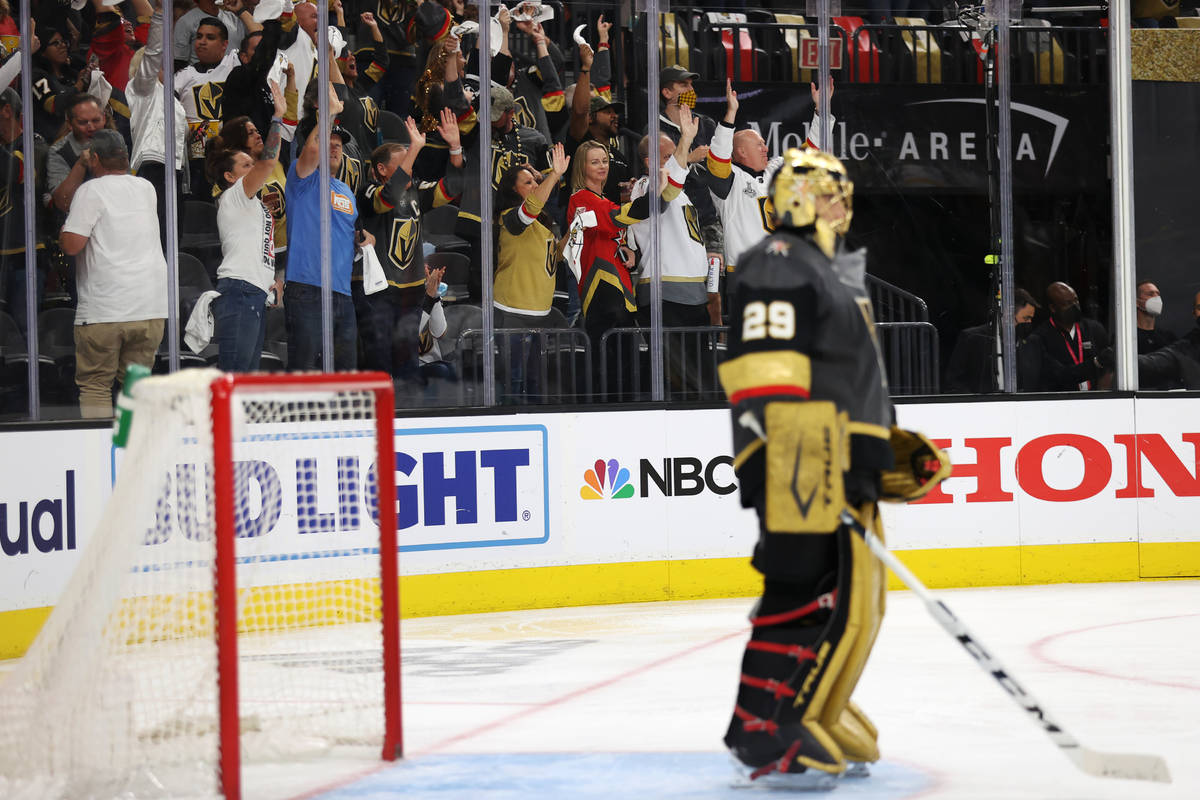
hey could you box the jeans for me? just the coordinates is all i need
[213,277,267,372]
[284,282,357,371]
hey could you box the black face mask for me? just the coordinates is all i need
[1015,321,1033,341]
[1055,303,1082,327]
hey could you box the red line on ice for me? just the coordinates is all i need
[1030,612,1200,691]
[417,629,746,754]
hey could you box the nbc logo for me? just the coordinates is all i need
[580,458,634,500]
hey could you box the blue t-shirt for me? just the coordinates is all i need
[285,160,358,296]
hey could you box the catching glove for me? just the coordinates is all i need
[880,426,951,503]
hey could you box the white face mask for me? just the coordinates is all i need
[1144,295,1163,317]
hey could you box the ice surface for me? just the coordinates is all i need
[9,581,1196,799]
[297,580,1200,799]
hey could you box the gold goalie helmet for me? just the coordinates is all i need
[770,147,854,237]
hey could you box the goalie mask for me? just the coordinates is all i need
[770,148,854,246]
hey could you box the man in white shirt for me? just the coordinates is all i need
[59,130,168,418]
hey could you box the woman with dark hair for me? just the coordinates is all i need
[30,27,88,140]
[203,81,286,372]
[493,145,569,401]
[214,113,289,275]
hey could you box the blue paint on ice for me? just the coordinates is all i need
[314,752,933,799]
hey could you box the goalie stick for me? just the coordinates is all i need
[734,412,1169,783]
[837,509,1171,784]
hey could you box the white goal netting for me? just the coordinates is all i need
[0,369,395,799]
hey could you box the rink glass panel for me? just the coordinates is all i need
[0,0,1138,421]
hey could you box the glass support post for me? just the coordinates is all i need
[1109,0,1137,390]
[480,3,496,406]
[18,0,38,416]
[997,12,1016,392]
[647,0,663,402]
[318,0,334,371]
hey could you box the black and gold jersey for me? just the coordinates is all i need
[721,232,895,506]
[358,160,464,303]
[495,196,557,316]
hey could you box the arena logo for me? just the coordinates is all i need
[580,456,737,499]
[755,99,1069,175]
[0,470,77,557]
[917,433,1200,504]
[904,99,1069,176]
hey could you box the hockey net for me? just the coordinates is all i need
[0,369,401,800]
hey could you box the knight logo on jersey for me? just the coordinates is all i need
[513,95,536,130]
[359,97,379,134]
[339,157,363,194]
[192,81,224,121]
[389,216,420,268]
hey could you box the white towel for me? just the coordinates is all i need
[184,290,221,354]
[564,208,596,285]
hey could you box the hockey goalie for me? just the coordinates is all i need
[717,147,951,789]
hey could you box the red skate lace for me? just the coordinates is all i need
[749,740,804,780]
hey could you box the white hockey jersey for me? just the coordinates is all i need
[704,121,782,273]
[703,112,835,272]
[627,157,709,307]
[174,48,240,159]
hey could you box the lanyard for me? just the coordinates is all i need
[1050,319,1084,365]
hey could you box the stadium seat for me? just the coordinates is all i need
[422,204,470,256]
[833,17,880,82]
[36,308,75,365]
[773,13,809,84]
[179,200,219,248]
[1016,19,1067,84]
[700,12,762,81]
[659,12,692,72]
[425,251,471,301]
[178,252,214,294]
[377,110,407,143]
[895,17,942,83]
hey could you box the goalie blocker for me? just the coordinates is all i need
[717,148,949,787]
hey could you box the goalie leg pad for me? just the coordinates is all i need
[820,505,886,764]
[726,509,887,781]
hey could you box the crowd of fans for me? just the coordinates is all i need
[0,0,1185,416]
[3,0,831,415]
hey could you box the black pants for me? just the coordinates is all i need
[136,160,185,253]
[583,284,638,401]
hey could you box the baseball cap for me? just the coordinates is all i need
[490,86,516,123]
[330,126,352,144]
[660,64,699,84]
[88,129,128,160]
[588,95,624,116]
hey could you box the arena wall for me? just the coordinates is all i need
[1,396,1198,658]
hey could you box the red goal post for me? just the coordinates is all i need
[211,372,402,800]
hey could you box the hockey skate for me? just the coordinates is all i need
[728,753,841,792]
